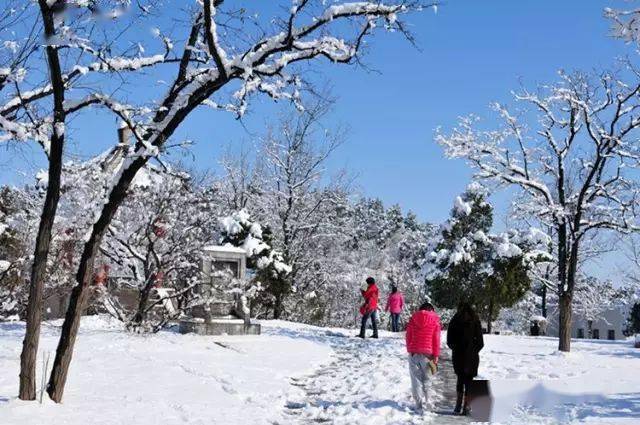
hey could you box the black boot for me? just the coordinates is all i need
[462,397,471,416]
[453,392,463,415]
[371,333,378,339]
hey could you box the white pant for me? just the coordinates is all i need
[408,354,432,410]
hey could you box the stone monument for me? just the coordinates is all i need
[178,245,261,335]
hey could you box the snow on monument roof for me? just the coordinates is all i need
[203,245,247,255]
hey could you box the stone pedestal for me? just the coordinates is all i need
[178,318,261,336]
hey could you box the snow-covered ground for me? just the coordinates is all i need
[0,317,331,425]
[1,316,639,424]
[481,335,640,424]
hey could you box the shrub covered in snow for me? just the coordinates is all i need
[219,209,292,318]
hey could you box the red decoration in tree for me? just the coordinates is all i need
[152,218,167,238]
[93,264,109,286]
[152,270,164,288]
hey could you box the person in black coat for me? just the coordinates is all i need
[446,302,484,416]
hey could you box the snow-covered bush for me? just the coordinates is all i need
[495,291,542,334]
[219,209,291,319]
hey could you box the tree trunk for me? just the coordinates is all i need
[558,241,579,352]
[558,293,572,352]
[556,219,570,352]
[273,294,283,320]
[47,157,147,403]
[19,144,63,400]
[541,284,547,318]
[133,280,154,325]
[19,0,66,401]
[486,297,494,334]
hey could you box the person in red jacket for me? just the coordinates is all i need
[385,285,404,332]
[358,277,379,339]
[405,302,441,412]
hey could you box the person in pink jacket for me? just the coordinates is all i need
[385,285,404,332]
[405,302,441,412]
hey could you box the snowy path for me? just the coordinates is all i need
[265,324,469,425]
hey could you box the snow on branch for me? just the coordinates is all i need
[605,6,640,44]
[436,70,640,237]
[122,0,431,159]
[1,1,430,158]
[203,0,228,79]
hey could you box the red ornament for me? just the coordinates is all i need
[152,218,167,238]
[152,270,164,288]
[93,264,109,286]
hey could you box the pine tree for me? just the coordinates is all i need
[626,302,640,335]
[0,187,31,319]
[219,210,291,318]
[254,226,292,319]
[426,183,494,310]
[480,254,531,332]
[426,183,548,332]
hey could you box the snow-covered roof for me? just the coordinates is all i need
[203,245,247,255]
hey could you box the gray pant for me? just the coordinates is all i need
[408,354,432,410]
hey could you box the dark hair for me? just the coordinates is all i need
[391,285,398,294]
[457,302,478,322]
[366,277,375,285]
[419,302,434,311]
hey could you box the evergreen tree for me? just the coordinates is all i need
[626,302,640,335]
[0,187,31,319]
[480,254,531,332]
[426,183,494,310]
[219,210,291,318]
[425,183,550,332]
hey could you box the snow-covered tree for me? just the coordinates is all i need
[0,186,36,320]
[436,70,640,351]
[235,100,350,319]
[605,5,640,44]
[219,209,292,319]
[0,2,167,399]
[626,302,640,335]
[42,0,431,402]
[425,183,551,332]
[98,166,218,331]
[572,276,621,338]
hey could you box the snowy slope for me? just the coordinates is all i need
[0,317,331,425]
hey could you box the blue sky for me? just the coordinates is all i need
[0,0,634,228]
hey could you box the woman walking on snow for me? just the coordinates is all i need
[405,302,441,413]
[447,302,484,416]
[385,285,404,332]
[358,277,379,339]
